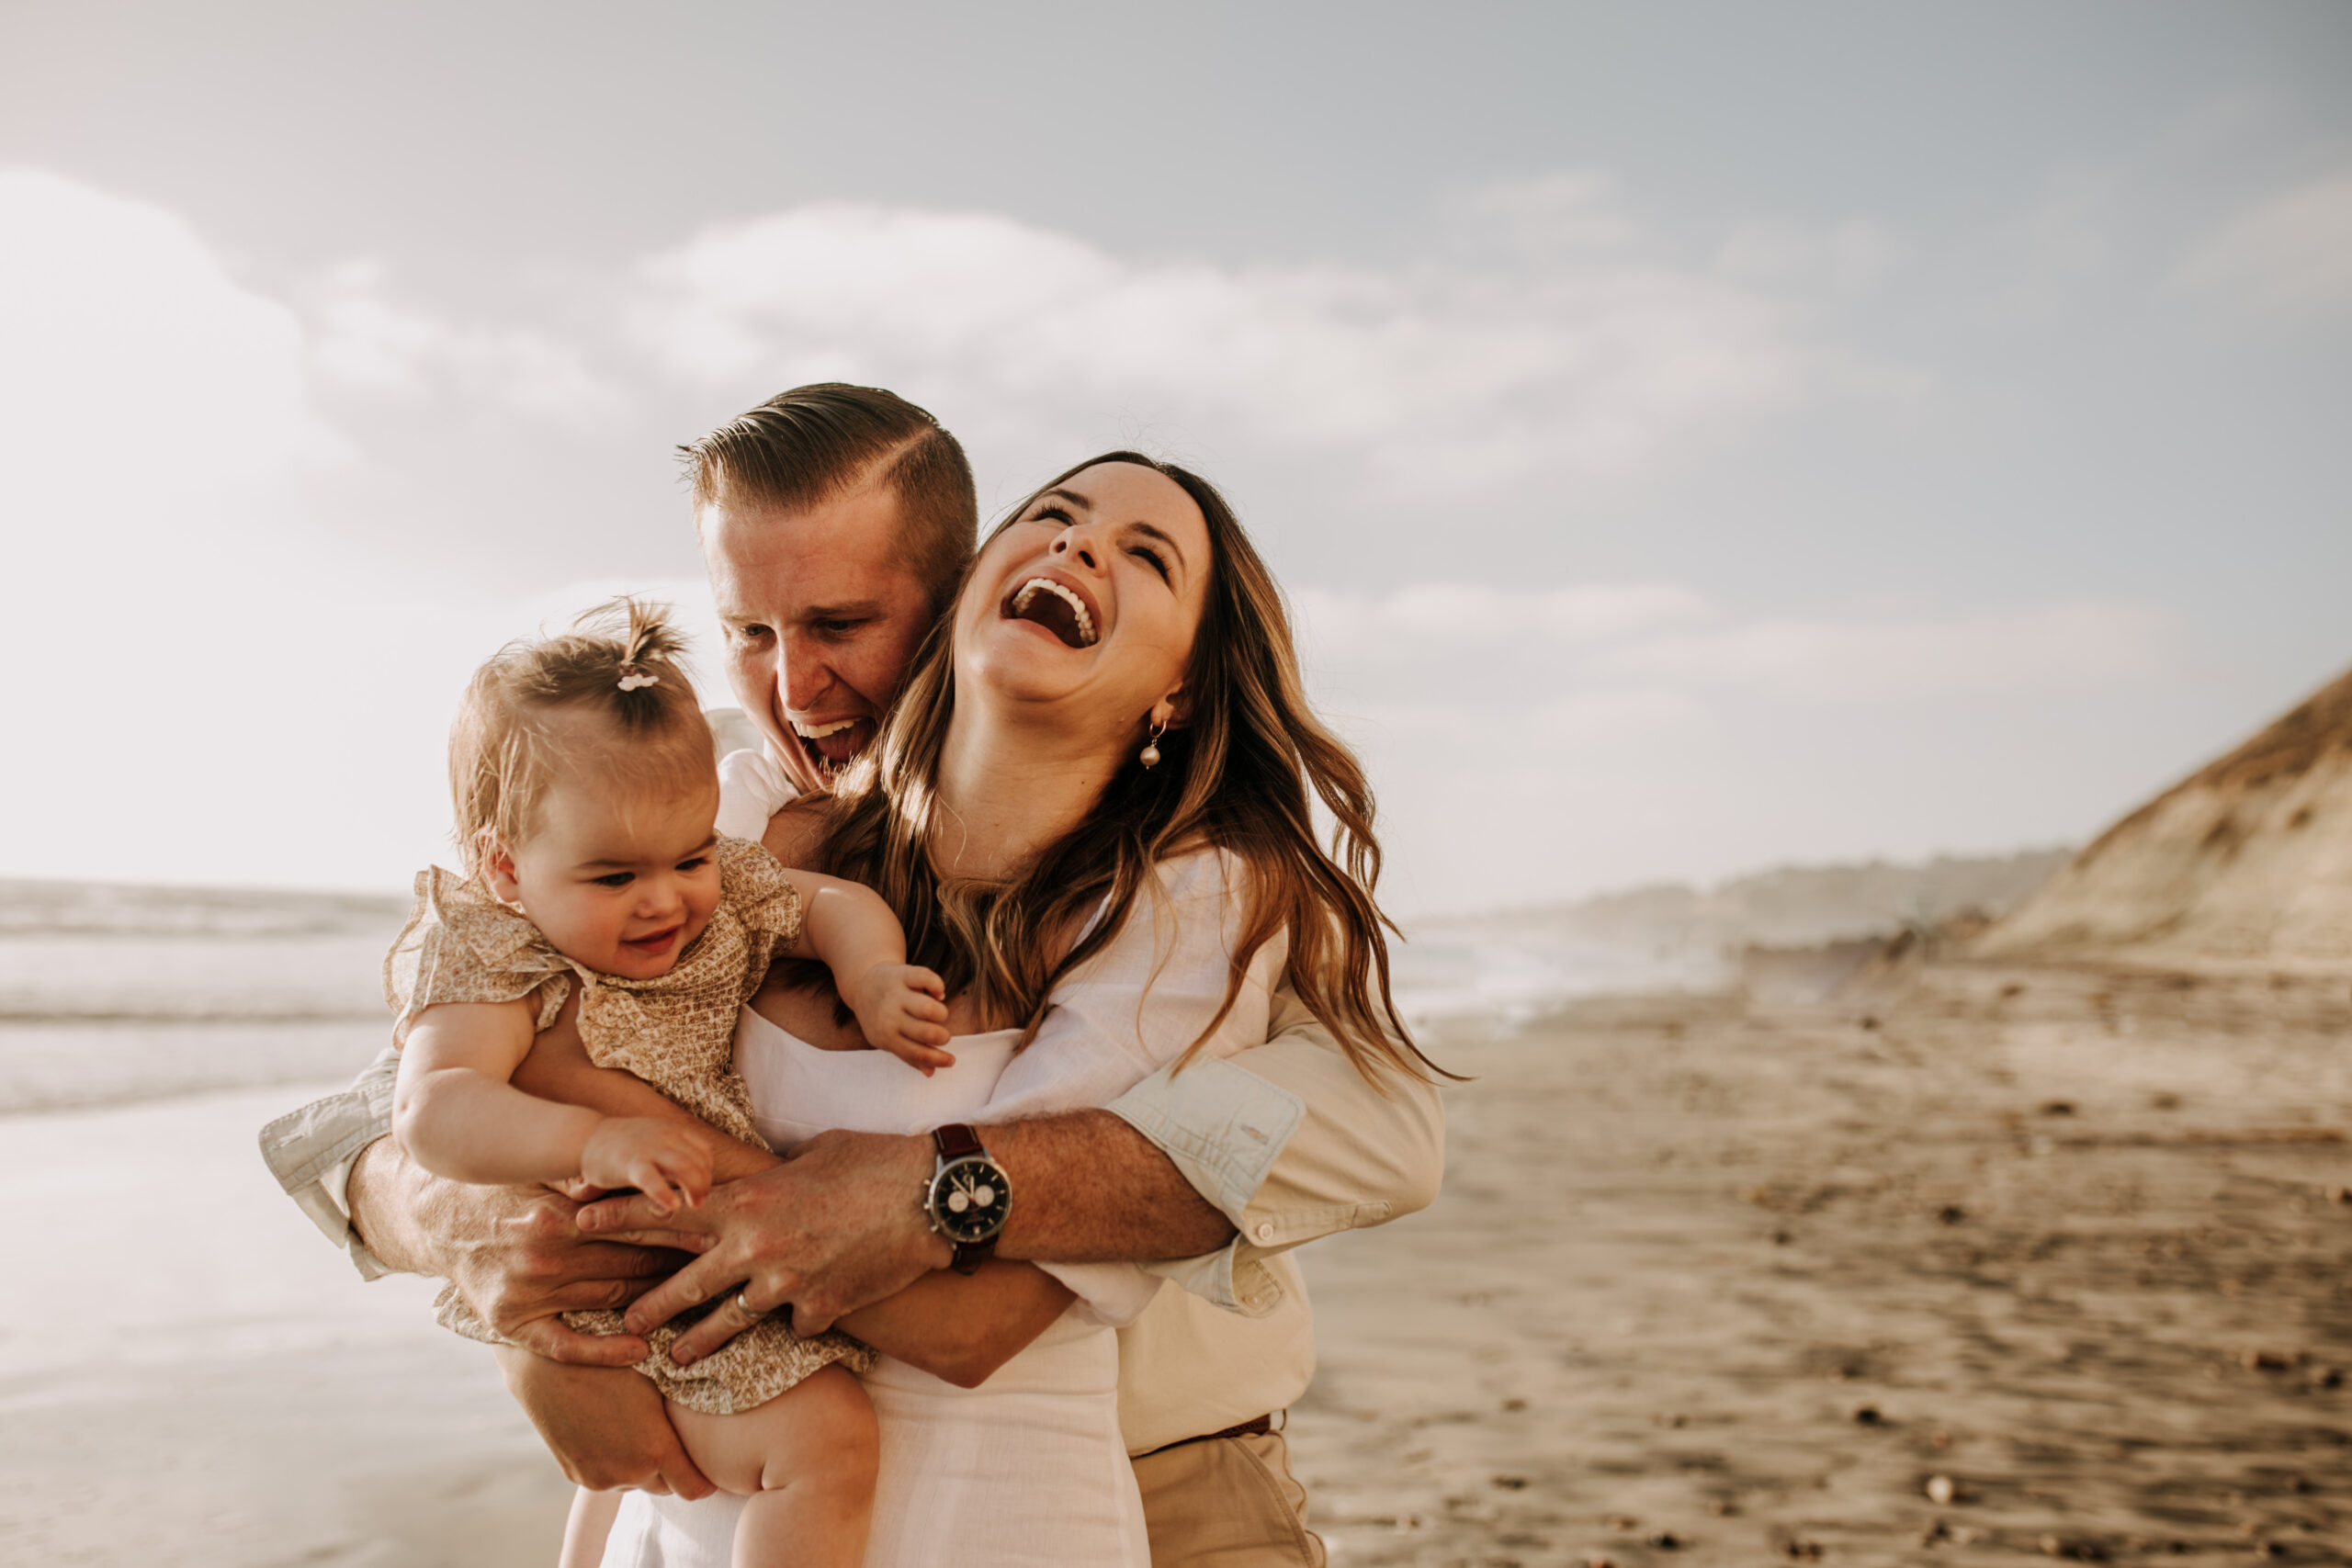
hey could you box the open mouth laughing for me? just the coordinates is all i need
[1001,576,1100,649]
[791,715,877,776]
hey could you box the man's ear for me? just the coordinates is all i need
[480,833,524,906]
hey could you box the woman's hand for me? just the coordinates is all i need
[494,1347,716,1499]
[579,1117,714,1213]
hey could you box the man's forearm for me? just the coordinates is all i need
[344,1134,448,1276]
[978,1110,1235,1263]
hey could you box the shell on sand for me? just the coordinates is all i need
[1981,662,2352,971]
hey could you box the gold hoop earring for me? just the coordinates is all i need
[1140,716,1168,769]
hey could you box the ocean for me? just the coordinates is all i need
[0,876,1728,1116]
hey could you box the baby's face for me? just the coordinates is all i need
[492,776,725,981]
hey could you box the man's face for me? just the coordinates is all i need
[700,479,939,794]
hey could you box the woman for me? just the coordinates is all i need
[543,454,1437,1565]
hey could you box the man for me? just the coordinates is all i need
[261,384,1445,1566]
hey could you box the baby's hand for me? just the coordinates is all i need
[579,1118,713,1214]
[848,963,956,1075]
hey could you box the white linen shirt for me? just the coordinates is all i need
[258,743,1445,1455]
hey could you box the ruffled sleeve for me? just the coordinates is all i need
[382,866,575,1048]
[714,834,804,988]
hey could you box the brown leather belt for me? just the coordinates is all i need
[1136,1413,1275,1459]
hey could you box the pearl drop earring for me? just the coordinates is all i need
[1140,716,1168,769]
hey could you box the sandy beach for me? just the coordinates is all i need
[1298,961,2352,1566]
[6,950,2347,1564]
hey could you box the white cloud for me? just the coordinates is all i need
[0,172,467,889]
[2183,169,2352,314]
[1294,583,2166,706]
[1285,583,2175,911]
[0,167,329,500]
[1600,600,2173,702]
[1716,217,1903,293]
[1295,582,1715,664]
[305,258,628,423]
[0,170,2197,916]
[625,187,1811,496]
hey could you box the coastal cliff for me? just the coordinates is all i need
[1981,663,2352,972]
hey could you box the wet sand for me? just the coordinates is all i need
[1294,961,2352,1565]
[0,1084,575,1564]
[6,963,2349,1563]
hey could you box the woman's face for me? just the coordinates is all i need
[954,462,1213,740]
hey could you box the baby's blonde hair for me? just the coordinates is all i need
[450,598,717,877]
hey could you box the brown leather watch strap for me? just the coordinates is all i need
[933,1123,999,1274]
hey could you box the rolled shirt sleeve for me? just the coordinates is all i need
[255,1045,400,1280]
[1107,977,1445,1314]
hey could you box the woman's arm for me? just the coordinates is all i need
[514,986,1072,1378]
[833,1262,1073,1388]
[495,1247,1070,1499]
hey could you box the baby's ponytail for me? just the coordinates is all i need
[449,597,716,875]
[608,599,693,727]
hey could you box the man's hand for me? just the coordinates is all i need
[493,1348,715,1498]
[348,1135,679,1364]
[580,1128,949,1347]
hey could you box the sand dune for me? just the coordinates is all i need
[1984,664,2352,973]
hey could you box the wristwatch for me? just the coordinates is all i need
[923,1123,1012,1275]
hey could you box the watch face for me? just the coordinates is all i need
[930,1156,1011,1244]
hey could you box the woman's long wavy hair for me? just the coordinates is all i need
[814,453,1452,1089]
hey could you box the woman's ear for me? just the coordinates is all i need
[1153,688,1191,733]
[480,832,524,906]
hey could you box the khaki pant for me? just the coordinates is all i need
[1132,1429,1327,1567]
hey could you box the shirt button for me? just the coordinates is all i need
[1254,1221,1276,1243]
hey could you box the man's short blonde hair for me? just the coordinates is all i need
[678,383,978,621]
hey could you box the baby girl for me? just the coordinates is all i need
[384,600,950,1568]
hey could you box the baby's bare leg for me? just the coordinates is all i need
[666,1366,877,1568]
[559,1486,623,1568]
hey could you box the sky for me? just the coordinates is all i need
[3,1,2348,914]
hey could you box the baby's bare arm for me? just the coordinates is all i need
[395,1000,605,1186]
[513,1021,778,1184]
[395,1001,711,1208]
[780,871,954,1068]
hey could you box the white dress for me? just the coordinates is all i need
[600,848,1283,1568]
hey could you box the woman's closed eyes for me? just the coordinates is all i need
[1026,504,1173,582]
